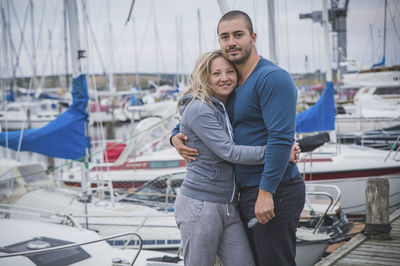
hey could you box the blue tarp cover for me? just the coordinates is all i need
[0,75,90,160]
[296,81,335,133]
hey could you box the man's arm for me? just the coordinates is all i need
[255,70,298,224]
[170,123,199,161]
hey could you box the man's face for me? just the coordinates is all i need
[217,18,256,65]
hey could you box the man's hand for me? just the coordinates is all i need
[255,189,275,224]
[289,142,301,164]
[171,133,199,162]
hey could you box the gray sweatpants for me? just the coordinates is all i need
[174,193,255,266]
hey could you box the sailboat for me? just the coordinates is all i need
[335,0,400,134]
[295,0,400,217]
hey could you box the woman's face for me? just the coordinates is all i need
[209,56,237,103]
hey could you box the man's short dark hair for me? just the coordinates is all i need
[217,10,254,35]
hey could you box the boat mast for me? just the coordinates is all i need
[322,0,332,82]
[66,0,89,194]
[63,0,70,91]
[30,0,38,94]
[383,0,387,66]
[106,0,115,93]
[267,0,278,64]
[197,8,203,56]
[216,0,230,15]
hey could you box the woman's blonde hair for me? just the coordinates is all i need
[178,50,237,107]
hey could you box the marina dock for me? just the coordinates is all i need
[315,208,400,266]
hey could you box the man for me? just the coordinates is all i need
[171,10,305,266]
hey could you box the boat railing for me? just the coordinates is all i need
[0,203,82,229]
[306,184,341,213]
[305,191,334,234]
[384,135,400,161]
[0,231,143,266]
[0,202,176,231]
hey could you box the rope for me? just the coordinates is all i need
[364,223,391,236]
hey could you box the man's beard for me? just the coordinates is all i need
[226,45,251,65]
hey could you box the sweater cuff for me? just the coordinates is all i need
[259,177,279,194]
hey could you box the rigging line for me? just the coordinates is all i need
[34,0,47,55]
[87,74,109,166]
[252,0,257,34]
[284,0,290,72]
[387,3,400,43]
[81,1,107,74]
[310,0,316,72]
[153,10,167,73]
[136,0,155,71]
[125,0,136,26]
[394,0,400,18]
[357,0,383,68]
[15,77,35,161]
[109,17,130,76]
[9,1,31,78]
[37,1,61,91]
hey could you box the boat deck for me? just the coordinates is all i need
[315,208,400,265]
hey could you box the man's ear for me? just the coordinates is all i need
[251,33,257,45]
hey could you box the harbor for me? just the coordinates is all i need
[1,0,400,265]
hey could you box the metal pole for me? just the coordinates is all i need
[322,0,332,82]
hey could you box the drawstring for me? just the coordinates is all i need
[226,204,230,216]
[219,102,234,141]
[219,101,236,206]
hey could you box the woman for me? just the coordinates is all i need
[174,50,298,266]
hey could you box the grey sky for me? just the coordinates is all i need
[2,0,399,78]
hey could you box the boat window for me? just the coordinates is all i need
[373,86,400,95]
[3,237,91,266]
[149,160,180,168]
[6,106,21,112]
[18,165,48,183]
[0,172,20,201]
[124,172,184,204]
[40,104,49,111]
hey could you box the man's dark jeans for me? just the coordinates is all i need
[238,174,305,266]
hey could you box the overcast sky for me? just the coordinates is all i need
[2,0,399,78]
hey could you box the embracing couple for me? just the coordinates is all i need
[170,10,305,266]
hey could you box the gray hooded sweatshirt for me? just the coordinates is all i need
[178,95,265,204]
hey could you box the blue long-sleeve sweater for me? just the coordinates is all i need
[226,57,299,193]
[172,57,299,193]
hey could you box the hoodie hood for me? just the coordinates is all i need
[178,94,225,115]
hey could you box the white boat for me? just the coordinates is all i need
[336,68,400,133]
[0,215,183,266]
[62,116,181,191]
[125,101,177,122]
[1,158,339,265]
[298,137,400,216]
[0,101,59,130]
[63,137,400,216]
[89,98,130,125]
[0,159,183,251]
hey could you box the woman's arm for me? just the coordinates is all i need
[184,103,265,165]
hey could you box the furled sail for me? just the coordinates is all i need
[296,81,335,133]
[0,75,90,160]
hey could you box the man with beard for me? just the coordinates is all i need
[171,10,305,266]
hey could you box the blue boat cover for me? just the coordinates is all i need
[296,81,335,133]
[372,56,385,68]
[0,75,90,161]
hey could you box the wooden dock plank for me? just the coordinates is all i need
[336,257,400,266]
[348,249,400,259]
[314,208,400,266]
[344,253,400,264]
